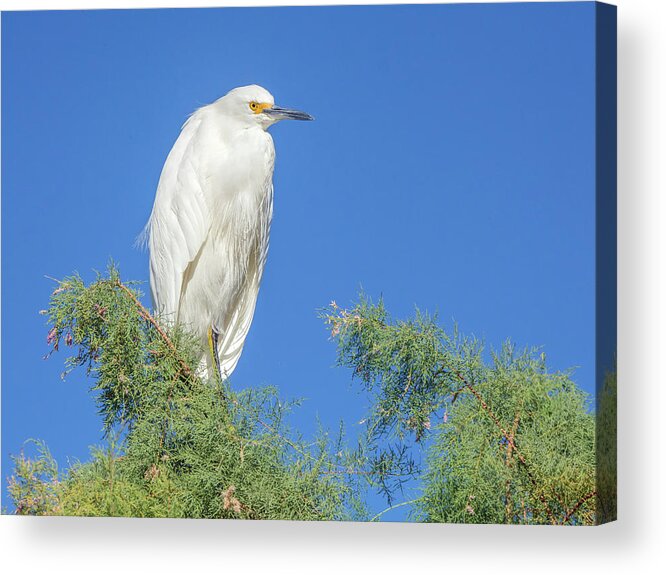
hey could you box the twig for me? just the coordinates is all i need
[113,280,193,380]
[505,411,520,522]
[370,497,422,522]
[320,469,405,477]
[253,413,311,457]
[506,411,520,464]
[562,490,597,525]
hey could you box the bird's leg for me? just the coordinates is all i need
[208,325,223,381]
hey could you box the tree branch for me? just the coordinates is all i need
[442,367,558,525]
[113,280,195,381]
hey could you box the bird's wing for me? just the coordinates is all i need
[147,114,211,321]
[217,187,274,376]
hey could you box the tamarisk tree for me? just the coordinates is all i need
[9,267,363,520]
[322,297,599,525]
[8,267,603,524]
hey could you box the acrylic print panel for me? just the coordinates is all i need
[1,1,616,524]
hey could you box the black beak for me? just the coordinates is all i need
[262,105,314,121]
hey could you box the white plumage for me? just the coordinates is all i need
[143,85,312,378]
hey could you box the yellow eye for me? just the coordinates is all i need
[249,101,259,111]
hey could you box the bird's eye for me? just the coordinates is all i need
[249,102,258,111]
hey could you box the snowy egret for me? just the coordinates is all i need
[143,85,313,379]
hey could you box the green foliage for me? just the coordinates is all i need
[419,346,595,525]
[14,267,362,520]
[325,297,451,443]
[44,267,202,432]
[13,386,356,519]
[7,441,60,515]
[323,297,598,525]
[9,268,604,524]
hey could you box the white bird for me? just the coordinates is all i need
[143,85,313,379]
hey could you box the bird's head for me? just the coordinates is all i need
[220,84,313,130]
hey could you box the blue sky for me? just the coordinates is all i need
[2,3,597,516]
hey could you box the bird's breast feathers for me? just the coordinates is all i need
[205,128,275,240]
